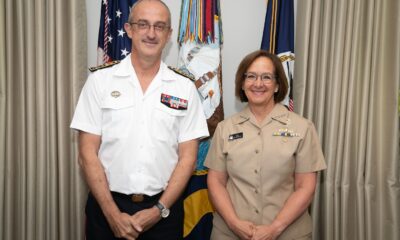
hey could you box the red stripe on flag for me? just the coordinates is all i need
[205,0,212,38]
[288,98,294,112]
[103,1,110,63]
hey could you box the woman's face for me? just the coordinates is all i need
[242,56,278,108]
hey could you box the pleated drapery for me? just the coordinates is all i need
[0,0,88,239]
[294,0,400,239]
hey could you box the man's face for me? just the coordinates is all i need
[125,1,172,61]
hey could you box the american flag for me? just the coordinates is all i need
[97,0,138,64]
[261,0,295,111]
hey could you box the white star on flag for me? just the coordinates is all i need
[118,29,125,37]
[121,48,129,57]
[116,9,122,18]
[107,35,113,43]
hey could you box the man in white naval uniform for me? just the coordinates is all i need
[70,1,209,239]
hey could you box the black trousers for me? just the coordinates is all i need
[85,192,183,240]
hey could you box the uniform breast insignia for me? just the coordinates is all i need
[161,93,188,110]
[273,128,300,137]
[89,60,121,72]
[111,91,121,98]
[228,132,243,141]
[168,66,195,81]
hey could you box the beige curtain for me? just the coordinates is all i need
[0,2,6,238]
[294,0,400,240]
[0,0,88,239]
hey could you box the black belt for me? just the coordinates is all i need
[111,191,162,203]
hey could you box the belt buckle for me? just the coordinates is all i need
[131,194,144,202]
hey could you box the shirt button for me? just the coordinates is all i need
[255,189,258,194]
[258,131,261,135]
[255,209,259,214]
[254,169,258,174]
[255,149,259,154]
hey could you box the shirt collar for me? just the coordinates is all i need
[232,103,290,126]
[113,54,173,83]
[269,104,290,125]
[112,54,134,77]
[232,106,252,125]
[161,63,178,82]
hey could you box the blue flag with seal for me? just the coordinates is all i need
[261,0,295,111]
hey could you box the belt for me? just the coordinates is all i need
[111,191,163,203]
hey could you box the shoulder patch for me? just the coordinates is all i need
[89,60,121,72]
[168,66,195,81]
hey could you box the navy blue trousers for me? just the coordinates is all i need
[85,192,183,240]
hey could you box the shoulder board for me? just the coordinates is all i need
[168,66,195,81]
[89,60,121,72]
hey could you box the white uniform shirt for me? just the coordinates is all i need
[71,55,209,195]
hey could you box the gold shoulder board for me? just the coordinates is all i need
[168,66,195,81]
[89,60,121,72]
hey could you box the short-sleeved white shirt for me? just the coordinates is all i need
[71,55,209,195]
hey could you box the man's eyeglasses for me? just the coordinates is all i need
[244,72,276,84]
[129,21,170,33]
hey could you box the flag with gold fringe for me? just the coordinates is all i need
[261,0,295,111]
[177,0,224,239]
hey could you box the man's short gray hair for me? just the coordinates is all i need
[128,0,171,25]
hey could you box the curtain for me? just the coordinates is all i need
[0,0,87,239]
[294,0,400,239]
[0,2,6,238]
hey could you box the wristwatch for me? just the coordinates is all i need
[155,202,170,218]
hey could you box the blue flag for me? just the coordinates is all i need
[97,0,137,64]
[261,0,295,110]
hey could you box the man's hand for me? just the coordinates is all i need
[107,211,143,240]
[131,207,162,232]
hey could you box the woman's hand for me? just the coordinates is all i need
[251,224,281,240]
[228,218,255,240]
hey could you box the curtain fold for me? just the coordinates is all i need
[0,0,6,237]
[295,0,400,240]
[1,0,87,239]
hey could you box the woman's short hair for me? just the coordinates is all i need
[235,50,289,103]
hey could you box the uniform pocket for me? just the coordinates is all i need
[101,95,135,139]
[152,104,187,141]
